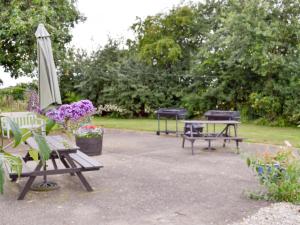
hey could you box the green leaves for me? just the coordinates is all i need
[132,4,201,70]
[54,0,300,125]
[248,149,300,203]
[0,115,53,195]
[4,152,22,177]
[6,117,22,147]
[45,118,56,135]
[0,0,84,78]
[33,133,51,164]
[28,149,39,161]
[0,152,23,194]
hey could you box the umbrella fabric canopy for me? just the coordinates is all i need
[35,24,61,110]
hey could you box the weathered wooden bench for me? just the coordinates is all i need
[182,135,244,155]
[1,112,46,138]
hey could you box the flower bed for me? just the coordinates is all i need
[247,149,300,203]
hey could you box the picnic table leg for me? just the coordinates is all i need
[191,140,195,155]
[64,155,93,192]
[236,140,240,154]
[60,156,75,176]
[182,137,185,148]
[233,124,240,153]
[223,124,232,146]
[17,162,43,200]
[234,124,237,137]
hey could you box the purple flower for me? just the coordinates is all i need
[257,166,264,175]
[45,100,96,124]
[27,90,41,114]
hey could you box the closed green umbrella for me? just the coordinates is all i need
[35,24,61,110]
[34,24,61,191]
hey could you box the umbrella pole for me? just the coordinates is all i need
[43,163,47,183]
[31,161,59,191]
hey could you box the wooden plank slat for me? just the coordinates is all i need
[69,153,94,168]
[69,151,102,169]
[26,136,79,152]
[182,120,240,124]
[45,136,64,150]
[49,136,79,151]
[76,151,102,167]
[183,135,244,141]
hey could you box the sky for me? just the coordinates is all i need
[0,0,193,88]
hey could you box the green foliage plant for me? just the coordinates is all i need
[247,148,300,203]
[57,0,300,125]
[0,116,51,194]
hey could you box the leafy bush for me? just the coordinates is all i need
[247,149,300,203]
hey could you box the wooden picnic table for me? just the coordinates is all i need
[5,135,103,200]
[181,120,243,154]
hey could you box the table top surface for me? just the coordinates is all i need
[26,135,79,152]
[182,120,240,124]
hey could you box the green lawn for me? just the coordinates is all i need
[93,117,300,147]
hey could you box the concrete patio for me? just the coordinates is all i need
[0,129,270,225]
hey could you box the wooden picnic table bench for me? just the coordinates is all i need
[5,135,103,200]
[182,120,244,154]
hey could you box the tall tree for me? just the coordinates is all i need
[191,0,300,122]
[0,0,84,78]
[77,40,123,106]
[131,3,208,72]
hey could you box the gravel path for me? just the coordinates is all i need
[230,203,300,225]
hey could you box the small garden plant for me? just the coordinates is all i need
[0,116,51,194]
[247,148,300,203]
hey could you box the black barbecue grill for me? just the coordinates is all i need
[156,108,187,136]
[204,110,240,121]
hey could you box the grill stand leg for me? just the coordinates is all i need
[165,119,168,134]
[156,115,160,135]
[176,115,178,137]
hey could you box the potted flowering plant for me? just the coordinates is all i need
[45,100,103,156]
[75,125,103,156]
